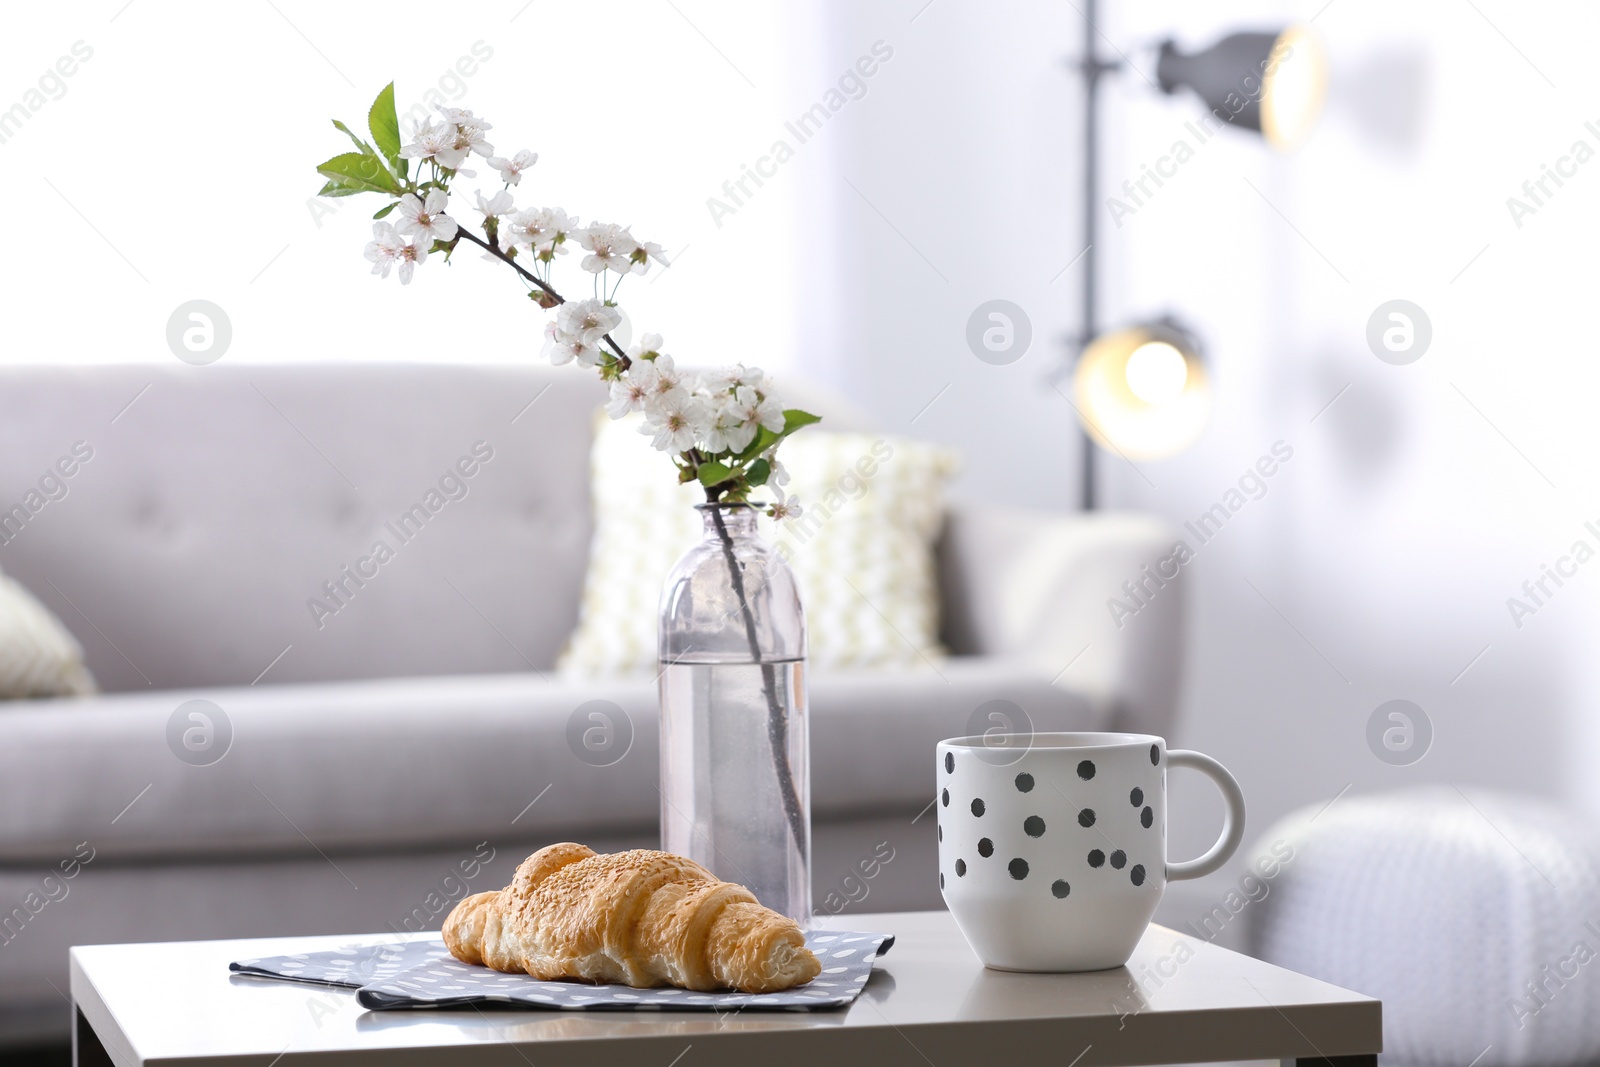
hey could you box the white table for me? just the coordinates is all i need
[70,910,1380,1067]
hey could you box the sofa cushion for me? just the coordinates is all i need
[0,569,96,698]
[559,417,960,675]
[0,659,1100,865]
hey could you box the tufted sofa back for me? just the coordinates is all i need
[0,364,608,692]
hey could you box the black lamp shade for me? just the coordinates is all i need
[1155,28,1326,149]
[1156,32,1279,133]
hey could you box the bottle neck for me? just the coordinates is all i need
[697,504,759,542]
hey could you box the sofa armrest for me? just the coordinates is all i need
[937,504,1185,738]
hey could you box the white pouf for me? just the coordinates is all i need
[1247,787,1600,1067]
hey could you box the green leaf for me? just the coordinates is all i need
[697,462,735,488]
[331,119,372,155]
[316,151,401,195]
[746,458,771,487]
[367,82,402,168]
[732,409,823,463]
[734,428,779,463]
[328,113,406,188]
[316,178,366,198]
[372,202,397,219]
[783,409,822,433]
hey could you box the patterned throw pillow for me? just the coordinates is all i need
[558,414,959,675]
[0,571,97,698]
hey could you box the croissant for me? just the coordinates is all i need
[442,842,821,993]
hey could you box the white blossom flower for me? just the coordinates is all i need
[767,489,803,523]
[502,210,540,250]
[641,354,684,401]
[606,375,652,419]
[473,188,514,222]
[542,321,602,367]
[578,223,639,275]
[626,332,665,361]
[693,391,745,453]
[555,298,621,346]
[364,222,426,284]
[365,222,401,277]
[732,384,786,435]
[437,106,491,134]
[767,457,791,487]
[395,190,458,245]
[617,358,668,409]
[438,106,495,158]
[394,240,427,284]
[628,240,670,274]
[475,190,515,257]
[704,364,764,394]
[704,386,783,454]
[505,207,575,254]
[626,359,655,386]
[706,405,752,454]
[488,149,537,185]
[399,120,469,170]
[640,390,706,453]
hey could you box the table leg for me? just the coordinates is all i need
[1283,1058,1377,1067]
[75,1006,115,1067]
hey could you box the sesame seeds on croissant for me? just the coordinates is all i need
[442,843,820,994]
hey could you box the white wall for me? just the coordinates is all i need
[0,1,808,370]
[805,0,1600,906]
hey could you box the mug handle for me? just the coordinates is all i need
[1165,750,1246,882]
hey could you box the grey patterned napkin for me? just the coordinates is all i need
[231,930,894,1012]
[232,938,448,988]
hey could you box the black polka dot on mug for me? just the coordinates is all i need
[978,837,994,858]
[1024,815,1046,838]
[1141,806,1153,829]
[1051,879,1071,898]
[941,788,949,807]
[1087,849,1105,868]
[1077,760,1095,780]
[1130,864,1146,886]
[1130,787,1143,806]
[940,872,945,889]
[956,858,967,877]
[971,798,986,817]
[1110,850,1126,869]
[1078,808,1096,828]
[1009,858,1029,880]
[1015,772,1034,793]
[945,752,954,773]
[1150,744,1160,765]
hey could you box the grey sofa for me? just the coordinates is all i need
[0,363,1183,1044]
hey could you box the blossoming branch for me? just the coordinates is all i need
[314,83,817,517]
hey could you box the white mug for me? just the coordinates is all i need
[936,732,1245,972]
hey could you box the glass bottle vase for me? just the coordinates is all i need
[658,502,811,923]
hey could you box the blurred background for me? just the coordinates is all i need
[3,0,1598,1058]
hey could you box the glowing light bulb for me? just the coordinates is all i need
[1076,324,1210,459]
[1262,26,1328,151]
[1124,341,1188,405]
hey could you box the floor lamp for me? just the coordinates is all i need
[1071,0,1327,509]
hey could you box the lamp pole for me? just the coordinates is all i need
[1076,0,1118,511]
